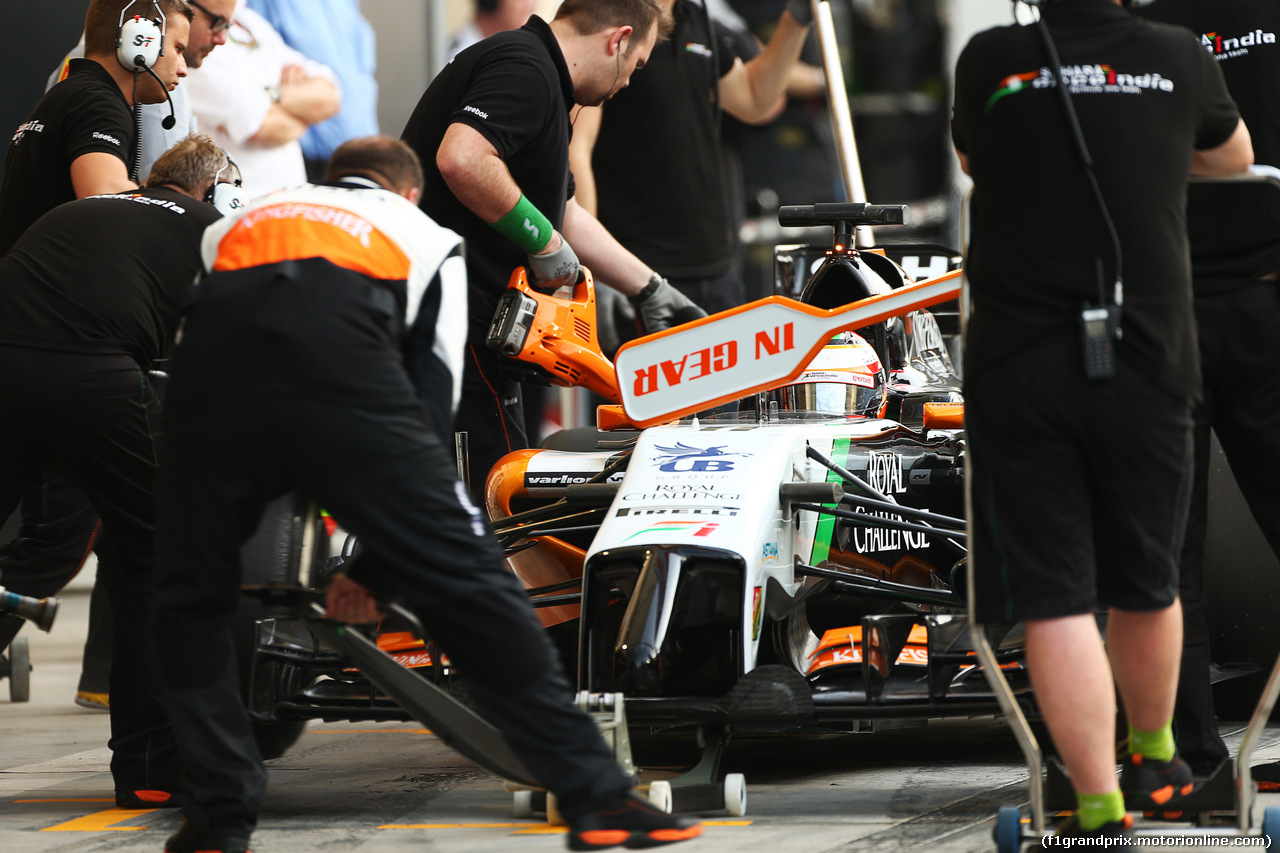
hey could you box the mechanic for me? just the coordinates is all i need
[953,0,1252,838]
[150,135,702,853]
[569,0,812,317]
[17,0,237,715]
[0,133,227,809]
[0,0,191,256]
[48,0,235,180]
[401,0,705,500]
[1133,0,1280,787]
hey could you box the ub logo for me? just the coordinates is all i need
[652,443,751,473]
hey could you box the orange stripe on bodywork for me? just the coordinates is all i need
[213,203,410,281]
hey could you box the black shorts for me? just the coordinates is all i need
[966,334,1193,623]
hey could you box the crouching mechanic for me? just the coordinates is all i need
[0,133,229,808]
[150,136,702,853]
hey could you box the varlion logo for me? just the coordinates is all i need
[462,105,489,119]
[92,131,122,146]
[523,218,539,240]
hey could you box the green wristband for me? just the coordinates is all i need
[490,194,554,254]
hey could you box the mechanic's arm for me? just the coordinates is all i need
[436,122,522,222]
[718,6,811,124]
[1192,119,1253,176]
[567,105,602,216]
[70,152,136,198]
[562,196,651,298]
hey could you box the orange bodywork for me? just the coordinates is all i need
[486,450,587,629]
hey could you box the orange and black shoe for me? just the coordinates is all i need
[1120,752,1196,812]
[1253,762,1280,792]
[567,792,703,851]
[163,819,251,853]
[115,789,180,809]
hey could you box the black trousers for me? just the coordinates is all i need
[154,350,629,841]
[454,342,528,503]
[0,345,177,791]
[1176,282,1280,773]
[0,474,114,693]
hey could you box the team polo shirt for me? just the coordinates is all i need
[952,0,1239,397]
[0,186,218,368]
[0,59,135,257]
[174,181,469,429]
[402,16,575,347]
[1138,0,1280,167]
[592,0,740,279]
[1137,0,1280,291]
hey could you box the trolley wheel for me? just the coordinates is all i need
[513,790,535,819]
[724,773,747,817]
[995,805,1023,853]
[9,637,30,703]
[546,793,565,826]
[1261,806,1280,844]
[647,780,673,814]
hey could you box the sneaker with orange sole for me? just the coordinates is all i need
[568,792,703,851]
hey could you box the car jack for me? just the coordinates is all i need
[243,584,539,787]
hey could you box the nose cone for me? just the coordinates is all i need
[613,639,664,695]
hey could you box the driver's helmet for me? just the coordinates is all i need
[768,332,888,418]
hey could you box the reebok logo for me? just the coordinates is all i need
[462,105,489,120]
[92,131,122,146]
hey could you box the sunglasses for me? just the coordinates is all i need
[188,0,232,34]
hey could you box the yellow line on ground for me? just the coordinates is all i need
[40,807,155,832]
[312,728,432,734]
[380,823,532,829]
[15,799,114,803]
[380,820,753,832]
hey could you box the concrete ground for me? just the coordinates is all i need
[3,590,1280,853]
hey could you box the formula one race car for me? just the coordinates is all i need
[236,204,1032,806]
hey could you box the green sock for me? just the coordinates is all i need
[1077,790,1126,831]
[1128,721,1175,762]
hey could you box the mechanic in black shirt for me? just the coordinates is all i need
[0,133,226,809]
[953,0,1251,836]
[402,0,704,501]
[570,0,812,317]
[0,0,191,256]
[1134,0,1280,786]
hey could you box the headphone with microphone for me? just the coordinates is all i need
[116,0,178,133]
[116,0,166,72]
[206,154,249,216]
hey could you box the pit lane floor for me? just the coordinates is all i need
[4,591,1280,853]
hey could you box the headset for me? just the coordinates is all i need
[206,154,249,216]
[116,0,166,71]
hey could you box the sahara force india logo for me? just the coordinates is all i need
[1201,29,1276,61]
[984,64,1175,114]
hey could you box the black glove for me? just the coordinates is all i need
[629,274,707,334]
[787,0,814,26]
[526,231,583,291]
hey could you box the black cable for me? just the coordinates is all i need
[130,72,142,183]
[1032,9,1124,306]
